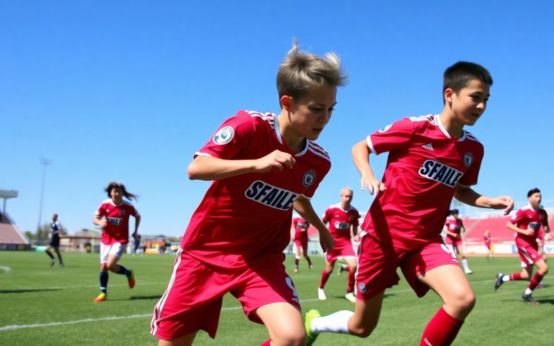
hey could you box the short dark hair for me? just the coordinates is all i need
[527,187,541,198]
[450,209,459,215]
[443,61,493,95]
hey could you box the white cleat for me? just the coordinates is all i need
[464,269,473,275]
[345,292,356,303]
[317,288,327,300]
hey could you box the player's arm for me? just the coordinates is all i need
[352,140,385,195]
[351,224,358,238]
[454,185,514,215]
[132,213,141,240]
[92,214,107,228]
[506,220,533,236]
[443,227,457,237]
[188,151,295,181]
[293,196,334,252]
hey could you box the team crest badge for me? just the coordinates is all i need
[358,282,367,294]
[213,126,234,145]
[302,170,316,188]
[463,152,473,167]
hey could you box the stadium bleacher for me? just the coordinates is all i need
[0,211,30,250]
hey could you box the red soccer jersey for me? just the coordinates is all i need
[483,233,491,246]
[361,114,484,250]
[292,217,310,243]
[95,199,139,245]
[511,205,549,246]
[323,204,360,247]
[444,216,464,242]
[181,110,331,269]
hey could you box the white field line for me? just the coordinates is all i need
[1,276,552,332]
[0,266,11,273]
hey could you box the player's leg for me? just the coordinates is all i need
[293,242,301,272]
[306,291,384,345]
[106,243,135,288]
[522,258,548,303]
[419,264,474,345]
[45,245,55,266]
[343,256,357,302]
[302,240,313,269]
[456,244,472,274]
[53,246,64,266]
[318,258,335,300]
[257,303,305,346]
[157,333,197,346]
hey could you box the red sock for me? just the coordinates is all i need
[347,270,355,292]
[509,272,523,281]
[259,339,271,346]
[420,308,463,346]
[528,272,544,291]
[319,270,331,288]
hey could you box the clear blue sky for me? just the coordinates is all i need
[2,1,553,236]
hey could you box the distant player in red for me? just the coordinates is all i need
[151,43,345,346]
[291,216,313,272]
[443,209,472,274]
[305,62,513,346]
[318,187,360,303]
[92,182,140,303]
[495,188,550,303]
[483,229,493,260]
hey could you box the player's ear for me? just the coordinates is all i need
[444,88,455,103]
[280,95,293,111]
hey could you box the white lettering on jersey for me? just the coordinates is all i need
[245,180,298,211]
[418,160,463,188]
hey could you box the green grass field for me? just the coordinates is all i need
[1,251,553,345]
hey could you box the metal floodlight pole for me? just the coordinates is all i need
[37,158,52,232]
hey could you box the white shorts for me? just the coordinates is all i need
[100,242,127,263]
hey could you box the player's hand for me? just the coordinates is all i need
[99,219,108,228]
[360,175,385,195]
[524,228,535,236]
[489,196,514,215]
[254,150,295,172]
[318,229,334,252]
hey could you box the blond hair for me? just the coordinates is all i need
[276,42,346,102]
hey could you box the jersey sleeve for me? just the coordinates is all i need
[510,209,525,225]
[367,117,415,155]
[322,208,332,223]
[195,111,255,160]
[95,203,106,217]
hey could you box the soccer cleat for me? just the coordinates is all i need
[50,260,55,267]
[464,269,473,275]
[127,270,135,289]
[345,292,356,303]
[317,288,327,300]
[93,292,107,303]
[293,267,299,273]
[522,292,539,305]
[305,309,321,346]
[494,273,504,291]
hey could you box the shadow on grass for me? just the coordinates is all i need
[0,288,62,294]
[129,294,162,300]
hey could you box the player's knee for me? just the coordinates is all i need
[270,329,305,346]
[349,322,377,338]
